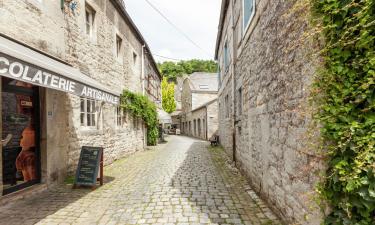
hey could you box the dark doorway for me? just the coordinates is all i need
[2,77,41,195]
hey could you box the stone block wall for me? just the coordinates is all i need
[62,0,147,174]
[217,0,235,158]
[0,0,150,188]
[216,0,323,224]
[192,92,217,110]
[207,101,218,140]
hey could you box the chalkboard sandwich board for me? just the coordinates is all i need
[74,146,103,188]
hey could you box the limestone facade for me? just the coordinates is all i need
[180,73,219,140]
[215,0,322,224]
[0,0,160,194]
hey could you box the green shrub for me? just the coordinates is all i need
[311,0,375,224]
[120,90,159,146]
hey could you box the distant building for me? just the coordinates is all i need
[180,73,218,140]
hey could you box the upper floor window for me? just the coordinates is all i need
[85,3,96,38]
[80,98,97,127]
[116,35,123,58]
[224,41,230,71]
[243,0,255,32]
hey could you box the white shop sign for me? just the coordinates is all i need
[0,53,119,105]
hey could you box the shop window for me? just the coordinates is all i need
[80,98,97,127]
[85,3,96,38]
[243,0,255,33]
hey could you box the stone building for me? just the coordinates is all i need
[180,72,219,140]
[0,0,161,198]
[215,0,321,224]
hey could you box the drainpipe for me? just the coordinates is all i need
[206,106,208,140]
[141,44,147,147]
[230,0,237,164]
[61,0,64,10]
[141,44,146,96]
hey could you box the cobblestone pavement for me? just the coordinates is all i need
[0,136,282,225]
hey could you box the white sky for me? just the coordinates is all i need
[124,0,222,62]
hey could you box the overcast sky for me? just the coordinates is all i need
[124,0,222,62]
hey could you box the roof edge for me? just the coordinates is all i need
[110,0,162,79]
[191,98,218,112]
[215,0,230,60]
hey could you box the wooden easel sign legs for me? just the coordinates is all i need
[73,146,104,189]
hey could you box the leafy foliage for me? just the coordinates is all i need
[161,77,176,113]
[120,90,159,146]
[158,59,217,81]
[310,0,375,224]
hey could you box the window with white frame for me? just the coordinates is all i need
[80,98,97,127]
[85,3,96,38]
[116,35,122,58]
[243,0,255,32]
[224,41,230,71]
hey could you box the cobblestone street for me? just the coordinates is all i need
[0,136,281,225]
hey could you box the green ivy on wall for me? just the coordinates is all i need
[120,90,159,146]
[311,0,375,224]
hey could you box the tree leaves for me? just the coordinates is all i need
[161,77,176,113]
[158,59,217,81]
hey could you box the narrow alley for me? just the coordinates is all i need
[0,136,280,225]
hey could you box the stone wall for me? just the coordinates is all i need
[217,0,235,158]
[181,81,192,113]
[63,0,146,174]
[145,56,162,108]
[180,100,218,141]
[0,0,150,189]
[216,0,322,224]
[192,92,217,110]
[206,101,218,140]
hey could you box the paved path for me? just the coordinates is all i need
[0,136,281,225]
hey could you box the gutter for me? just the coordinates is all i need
[215,0,230,59]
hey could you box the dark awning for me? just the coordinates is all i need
[0,36,120,105]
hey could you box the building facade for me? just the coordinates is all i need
[216,0,322,224]
[180,73,219,140]
[0,0,161,197]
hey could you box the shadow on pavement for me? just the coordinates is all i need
[0,176,116,225]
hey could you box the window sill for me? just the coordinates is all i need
[79,127,102,136]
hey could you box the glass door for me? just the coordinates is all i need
[2,78,41,195]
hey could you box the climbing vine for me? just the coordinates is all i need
[310,0,375,224]
[120,90,159,146]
